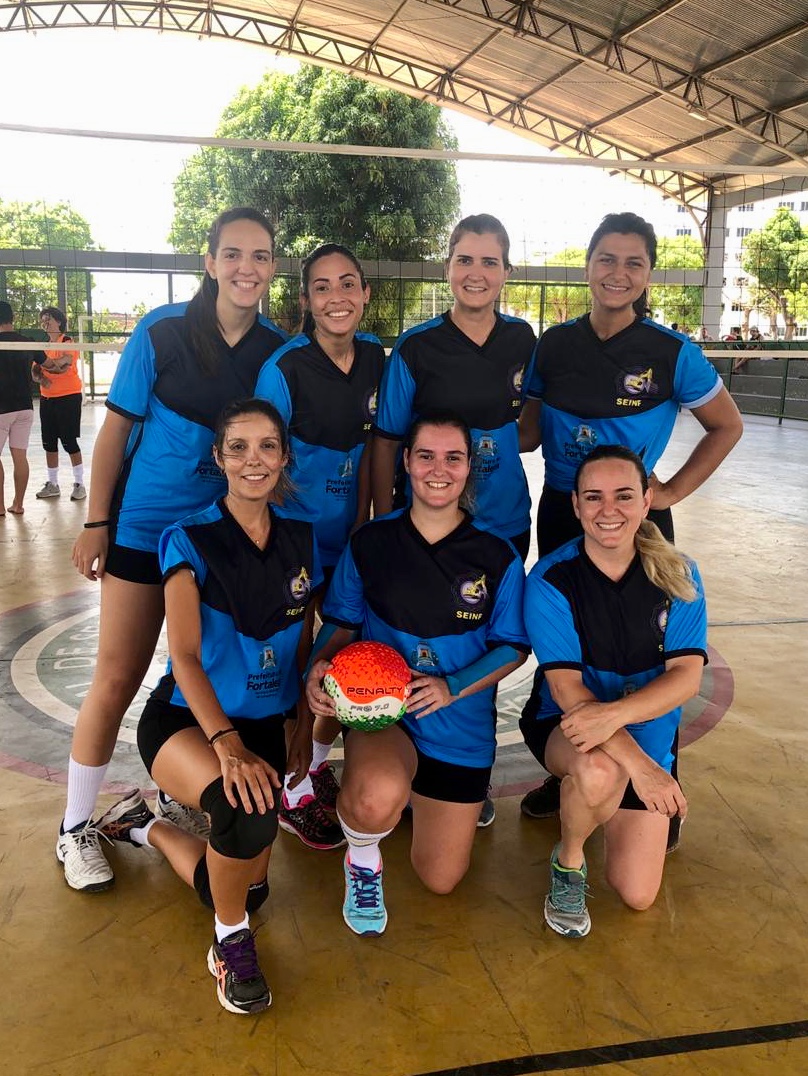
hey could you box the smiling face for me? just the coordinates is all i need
[40,312,62,338]
[205,218,276,320]
[214,412,288,504]
[302,251,369,343]
[446,231,510,315]
[404,423,471,512]
[585,232,652,320]
[573,456,651,556]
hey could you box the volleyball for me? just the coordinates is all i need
[323,641,411,731]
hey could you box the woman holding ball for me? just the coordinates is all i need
[306,411,529,936]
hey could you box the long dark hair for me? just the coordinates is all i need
[298,243,367,337]
[187,208,276,376]
[586,212,656,318]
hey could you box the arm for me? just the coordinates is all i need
[518,398,542,453]
[369,434,400,517]
[164,570,281,812]
[286,602,317,787]
[352,437,373,530]
[304,623,359,717]
[649,387,742,510]
[406,644,527,719]
[71,410,135,580]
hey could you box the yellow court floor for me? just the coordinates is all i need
[1,404,806,1076]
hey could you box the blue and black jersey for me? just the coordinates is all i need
[374,312,536,539]
[526,315,722,492]
[152,500,322,718]
[256,332,385,567]
[106,302,287,553]
[323,509,530,767]
[523,537,708,771]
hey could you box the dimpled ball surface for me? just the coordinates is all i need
[324,641,410,732]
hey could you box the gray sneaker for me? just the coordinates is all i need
[155,789,210,839]
[56,820,114,892]
[70,483,87,501]
[544,843,591,938]
[477,788,496,828]
[36,481,61,499]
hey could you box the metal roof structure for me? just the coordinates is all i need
[2,0,808,218]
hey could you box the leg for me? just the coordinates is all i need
[603,808,669,910]
[409,794,481,894]
[0,454,4,514]
[9,447,29,512]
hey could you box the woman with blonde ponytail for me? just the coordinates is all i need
[520,445,707,938]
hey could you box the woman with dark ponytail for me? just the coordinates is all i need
[520,445,707,939]
[60,208,287,895]
[255,243,385,849]
[517,211,741,828]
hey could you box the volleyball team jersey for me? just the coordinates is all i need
[153,501,322,718]
[323,509,530,767]
[256,332,385,567]
[527,316,722,492]
[523,538,708,771]
[106,303,286,552]
[374,312,536,539]
[40,334,81,398]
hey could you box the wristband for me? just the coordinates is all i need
[208,727,238,747]
[83,520,110,529]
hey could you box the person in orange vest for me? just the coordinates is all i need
[33,305,85,500]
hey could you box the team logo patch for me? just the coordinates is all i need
[652,600,669,647]
[338,456,354,479]
[364,387,378,421]
[475,435,497,458]
[509,363,524,398]
[411,641,440,670]
[259,646,276,670]
[619,366,659,398]
[573,424,598,447]
[453,572,489,611]
[285,566,311,605]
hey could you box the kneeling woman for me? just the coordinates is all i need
[98,399,321,1014]
[306,411,529,936]
[520,444,707,939]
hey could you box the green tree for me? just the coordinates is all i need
[652,235,705,331]
[170,66,460,336]
[741,207,807,340]
[0,200,98,331]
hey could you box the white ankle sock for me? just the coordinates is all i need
[129,817,158,848]
[309,740,332,772]
[337,811,388,872]
[215,913,249,943]
[63,757,108,831]
[283,773,314,808]
[47,467,59,485]
[72,464,84,484]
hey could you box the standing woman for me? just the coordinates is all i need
[517,211,741,824]
[307,412,529,936]
[96,399,320,1014]
[371,213,536,561]
[33,306,85,501]
[256,243,385,847]
[61,208,287,893]
[520,445,707,937]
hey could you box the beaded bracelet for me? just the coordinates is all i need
[83,520,110,529]
[208,727,238,747]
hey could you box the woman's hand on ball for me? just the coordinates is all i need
[405,672,453,718]
[305,659,337,718]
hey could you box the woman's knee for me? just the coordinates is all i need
[411,853,469,895]
[606,868,662,911]
[202,779,278,859]
[340,773,408,831]
[567,751,624,808]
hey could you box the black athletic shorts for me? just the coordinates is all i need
[518,711,678,812]
[138,696,289,778]
[39,393,81,453]
[104,541,162,586]
[536,483,675,559]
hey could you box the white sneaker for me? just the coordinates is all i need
[70,483,87,501]
[36,481,61,499]
[155,791,211,839]
[56,822,114,892]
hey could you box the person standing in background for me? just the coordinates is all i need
[0,300,48,514]
[33,305,85,501]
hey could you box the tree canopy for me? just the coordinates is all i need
[0,200,97,331]
[652,235,705,331]
[170,66,460,265]
[741,207,808,338]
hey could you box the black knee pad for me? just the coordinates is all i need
[193,855,270,913]
[200,777,278,859]
[62,438,80,455]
